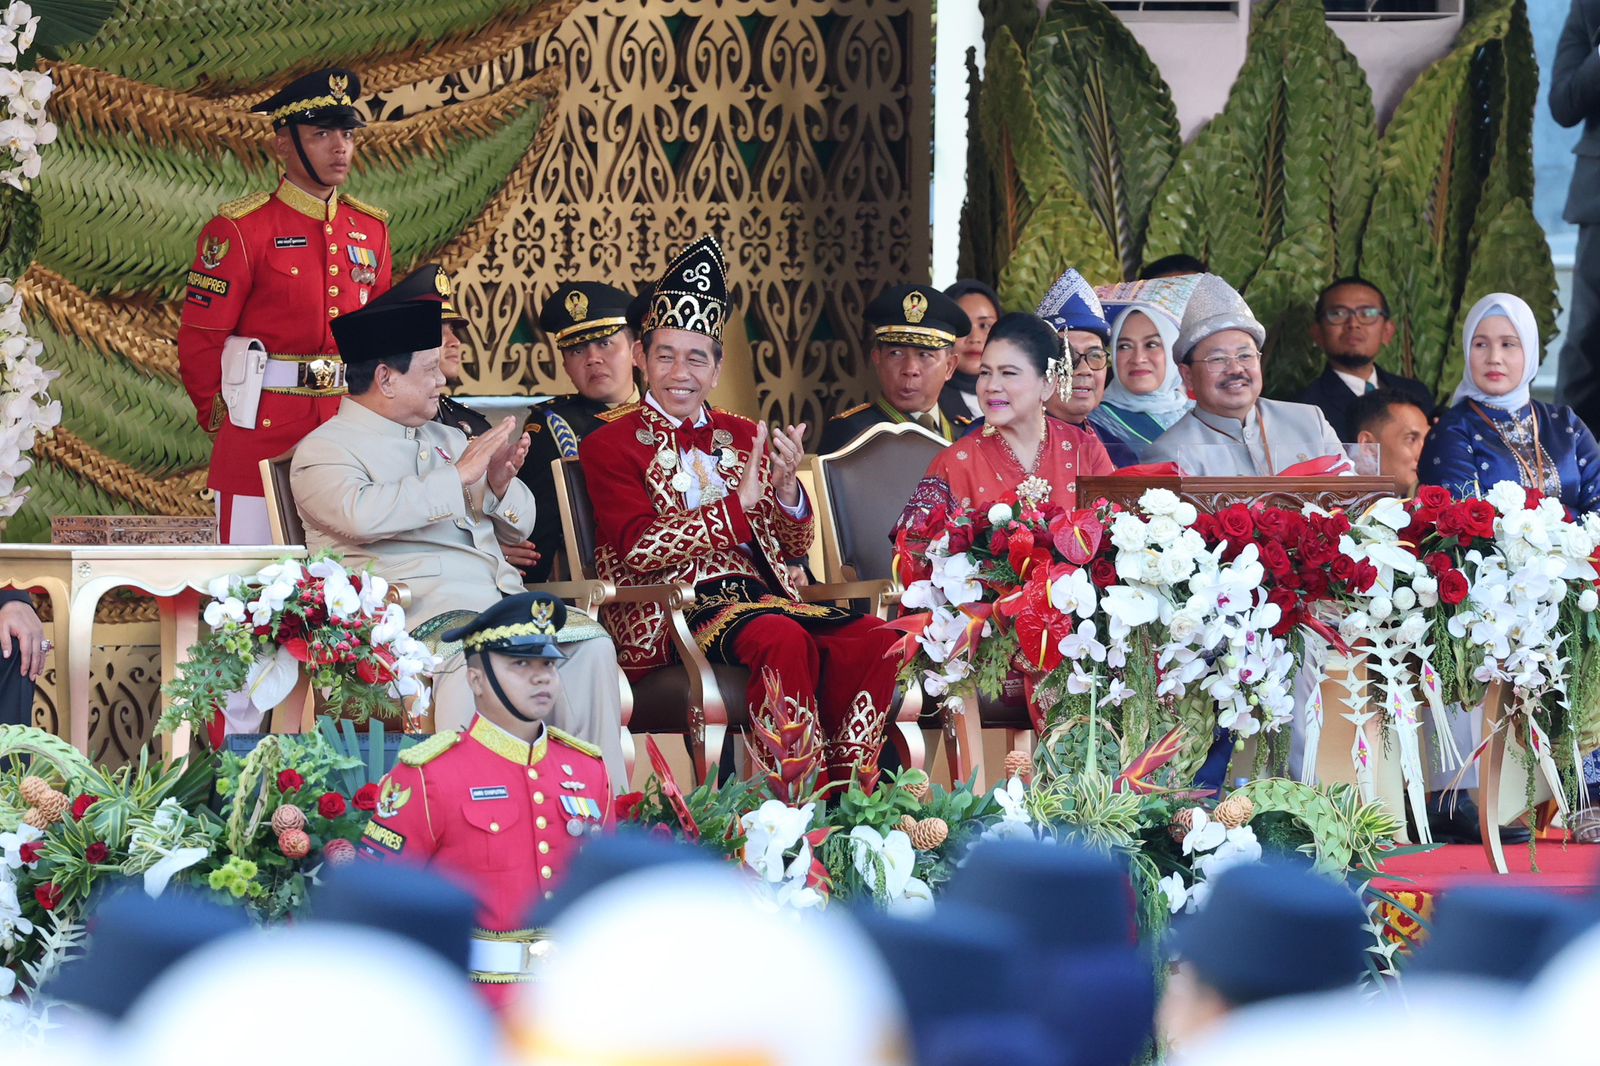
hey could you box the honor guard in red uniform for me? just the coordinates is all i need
[178,67,393,543]
[579,235,903,780]
[357,591,612,1006]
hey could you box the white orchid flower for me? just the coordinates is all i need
[1180,808,1226,855]
[144,845,211,898]
[1048,566,1098,619]
[741,800,816,883]
[992,775,1031,825]
[1158,872,1190,914]
[849,827,917,902]
[0,822,40,869]
[929,551,983,607]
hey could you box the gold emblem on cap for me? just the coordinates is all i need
[530,599,556,629]
[565,289,589,322]
[434,270,452,298]
[903,290,928,324]
[328,73,350,100]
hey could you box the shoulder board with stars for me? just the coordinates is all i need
[341,193,390,223]
[218,191,271,220]
[597,402,641,423]
[831,402,871,421]
[549,726,602,759]
[398,729,463,766]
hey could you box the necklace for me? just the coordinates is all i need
[1470,401,1559,497]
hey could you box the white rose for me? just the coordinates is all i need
[1110,515,1150,552]
[1172,502,1199,527]
[1168,610,1203,644]
[1139,488,1180,516]
[1486,481,1526,517]
[1146,515,1182,545]
[1158,550,1195,586]
[1413,574,1439,608]
[1392,586,1417,612]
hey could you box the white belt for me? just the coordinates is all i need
[469,933,549,981]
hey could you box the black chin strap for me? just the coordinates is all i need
[480,654,538,723]
[288,124,328,190]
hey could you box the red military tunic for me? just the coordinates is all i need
[358,715,612,1006]
[178,178,393,497]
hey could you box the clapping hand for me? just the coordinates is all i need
[487,420,531,498]
[455,417,516,487]
[768,423,806,508]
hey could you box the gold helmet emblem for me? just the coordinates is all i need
[529,599,557,633]
[565,288,590,322]
[903,290,928,324]
[434,270,452,298]
[328,73,350,101]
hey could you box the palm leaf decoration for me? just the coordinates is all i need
[30,0,118,56]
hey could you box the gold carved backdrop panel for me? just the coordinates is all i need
[444,0,932,435]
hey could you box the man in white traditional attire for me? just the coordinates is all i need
[1146,275,1346,475]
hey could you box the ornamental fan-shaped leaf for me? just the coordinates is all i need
[1001,192,1119,310]
[974,28,1040,290]
[1250,223,1335,399]
[9,461,138,542]
[1027,0,1180,280]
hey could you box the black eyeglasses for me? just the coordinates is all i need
[1321,307,1387,325]
[1071,347,1109,370]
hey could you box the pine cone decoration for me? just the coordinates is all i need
[1169,807,1198,844]
[906,781,932,804]
[909,817,949,851]
[323,838,357,867]
[271,804,307,835]
[20,776,50,807]
[278,828,311,860]
[21,806,44,829]
[898,814,917,834]
[1215,795,1255,830]
[33,790,67,826]
[1003,750,1035,783]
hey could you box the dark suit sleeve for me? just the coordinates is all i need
[514,413,563,583]
[817,416,856,455]
[0,588,31,607]
[1551,1,1600,129]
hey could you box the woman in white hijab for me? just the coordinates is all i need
[1089,277,1198,462]
[1419,292,1600,513]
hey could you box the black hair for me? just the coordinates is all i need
[346,351,415,395]
[1138,254,1207,280]
[1315,276,1390,320]
[943,278,1002,316]
[985,311,1064,378]
[1350,387,1427,437]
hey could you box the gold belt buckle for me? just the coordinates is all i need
[304,358,341,391]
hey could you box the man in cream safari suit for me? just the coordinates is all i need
[289,298,627,788]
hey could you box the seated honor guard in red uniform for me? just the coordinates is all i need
[358,591,612,1006]
[178,67,393,544]
[579,235,903,780]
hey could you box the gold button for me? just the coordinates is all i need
[533,791,544,804]
[536,816,547,829]
[328,264,339,276]
[538,841,550,855]
[419,449,428,461]
[489,821,500,833]
[328,306,339,317]
[527,769,538,780]
[325,224,333,234]
[328,285,340,297]
[540,865,553,879]
[289,266,299,276]
[328,243,338,254]
[262,418,272,428]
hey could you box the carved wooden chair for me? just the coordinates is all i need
[554,457,915,785]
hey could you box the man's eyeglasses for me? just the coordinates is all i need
[1189,350,1260,373]
[1071,347,1109,370]
[1321,306,1387,325]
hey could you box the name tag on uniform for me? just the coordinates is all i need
[275,236,309,249]
[470,786,510,801]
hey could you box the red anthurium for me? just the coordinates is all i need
[282,637,311,664]
[1006,525,1037,579]
[1013,609,1069,673]
[1050,510,1104,565]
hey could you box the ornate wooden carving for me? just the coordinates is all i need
[1078,476,1401,516]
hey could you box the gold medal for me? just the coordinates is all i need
[635,428,658,447]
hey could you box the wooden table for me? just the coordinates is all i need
[0,544,306,756]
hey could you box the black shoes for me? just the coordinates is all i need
[1422,790,1532,846]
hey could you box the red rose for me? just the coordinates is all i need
[1436,506,1467,540]
[84,841,109,865]
[1463,500,1496,540]
[1416,485,1452,510]
[1353,561,1379,593]
[70,794,98,821]
[1216,505,1254,542]
[277,769,305,793]
[1423,552,1453,576]
[318,792,348,819]
[1191,513,1220,543]
[353,783,380,812]
[1266,587,1299,635]
[1439,569,1470,606]
[614,791,646,822]
[1089,556,1118,589]
[1259,540,1292,578]
[1300,537,1336,569]
[35,883,61,911]
[1252,507,1288,542]
[1301,569,1330,599]
[18,841,43,866]
[1329,555,1356,585]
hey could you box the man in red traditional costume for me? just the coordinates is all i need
[358,591,612,1006]
[178,67,393,545]
[579,235,902,780]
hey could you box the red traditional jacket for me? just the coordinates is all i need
[177,179,393,496]
[579,401,814,673]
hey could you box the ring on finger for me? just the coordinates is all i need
[39,638,52,652]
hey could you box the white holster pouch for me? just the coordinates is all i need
[220,335,268,430]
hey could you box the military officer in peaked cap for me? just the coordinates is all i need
[819,284,975,454]
[178,67,393,547]
[358,591,613,1009]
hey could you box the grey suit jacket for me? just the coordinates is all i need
[1143,398,1346,476]
[290,398,536,621]
[1552,0,1600,224]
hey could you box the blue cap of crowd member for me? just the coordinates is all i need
[1036,267,1110,341]
[857,901,1060,1066]
[1169,859,1368,1007]
[311,860,478,973]
[1413,886,1579,985]
[48,887,252,1021]
[944,840,1155,1066]
[527,828,714,927]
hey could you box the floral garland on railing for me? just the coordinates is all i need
[0,2,58,519]
[158,553,439,739]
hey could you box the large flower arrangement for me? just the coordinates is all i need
[159,554,439,739]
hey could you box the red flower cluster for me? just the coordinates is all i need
[277,769,305,793]
[84,841,109,865]
[70,794,98,821]
[1402,486,1495,549]
[353,783,380,812]
[318,792,347,819]
[615,791,645,823]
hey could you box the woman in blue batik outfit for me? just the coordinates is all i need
[1419,292,1600,515]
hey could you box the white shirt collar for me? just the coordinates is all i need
[1332,366,1376,396]
[644,391,709,429]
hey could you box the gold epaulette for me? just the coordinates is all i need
[596,402,640,423]
[341,193,390,223]
[399,730,463,766]
[831,402,871,421]
[218,191,270,220]
[952,413,974,426]
[549,726,601,759]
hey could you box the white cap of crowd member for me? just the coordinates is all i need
[117,925,500,1066]
[512,864,911,1066]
